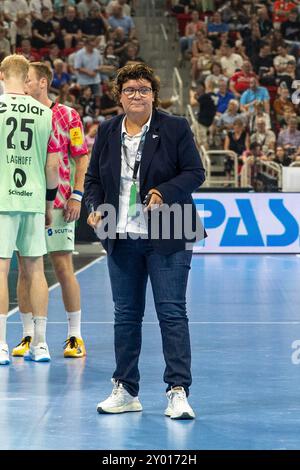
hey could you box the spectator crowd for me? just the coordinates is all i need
[0,0,141,150]
[170,0,300,185]
[0,0,300,187]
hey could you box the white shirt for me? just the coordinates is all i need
[116,114,152,234]
[74,47,102,86]
[220,53,244,77]
[4,0,29,21]
[273,54,295,69]
[29,0,53,18]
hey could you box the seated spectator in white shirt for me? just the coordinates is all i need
[274,44,296,73]
[220,44,244,78]
[4,0,29,23]
[250,118,276,154]
[29,0,53,21]
[248,101,271,132]
[10,13,31,52]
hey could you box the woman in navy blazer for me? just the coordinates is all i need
[84,63,205,419]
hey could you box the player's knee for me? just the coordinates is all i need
[55,265,76,286]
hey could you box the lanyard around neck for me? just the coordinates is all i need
[121,129,148,181]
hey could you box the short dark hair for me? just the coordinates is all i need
[112,63,160,108]
[85,36,97,45]
[29,62,53,89]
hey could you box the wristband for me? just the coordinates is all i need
[70,190,83,203]
[46,187,58,201]
[73,190,83,197]
[70,193,83,202]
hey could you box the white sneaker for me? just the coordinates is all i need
[0,344,10,365]
[165,386,195,420]
[97,379,143,414]
[24,343,51,362]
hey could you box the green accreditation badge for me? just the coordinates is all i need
[128,181,137,217]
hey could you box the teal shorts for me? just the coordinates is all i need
[0,212,47,258]
[45,209,75,253]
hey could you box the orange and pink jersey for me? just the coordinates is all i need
[51,102,88,209]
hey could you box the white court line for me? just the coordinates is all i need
[267,255,300,261]
[7,255,105,318]
[0,398,28,401]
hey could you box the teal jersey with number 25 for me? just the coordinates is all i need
[0,93,57,214]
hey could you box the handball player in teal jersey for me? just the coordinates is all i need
[0,55,60,365]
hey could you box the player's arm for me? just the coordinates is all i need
[46,152,59,191]
[64,110,89,223]
[45,152,59,227]
[45,120,61,227]
[64,154,88,223]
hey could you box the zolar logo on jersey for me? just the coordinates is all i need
[0,102,7,113]
[10,102,45,115]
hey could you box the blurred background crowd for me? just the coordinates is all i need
[0,0,299,189]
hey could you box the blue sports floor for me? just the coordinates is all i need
[2,254,300,450]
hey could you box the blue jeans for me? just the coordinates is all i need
[107,236,193,397]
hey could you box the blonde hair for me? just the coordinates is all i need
[0,54,29,81]
[53,58,64,68]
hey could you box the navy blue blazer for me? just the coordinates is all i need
[84,109,206,255]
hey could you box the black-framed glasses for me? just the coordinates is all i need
[122,87,153,98]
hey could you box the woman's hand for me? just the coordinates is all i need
[87,211,102,228]
[144,189,163,211]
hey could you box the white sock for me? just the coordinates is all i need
[20,312,34,338]
[0,314,7,345]
[32,317,47,345]
[66,310,81,338]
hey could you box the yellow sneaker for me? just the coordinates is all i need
[64,336,86,358]
[12,336,32,357]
